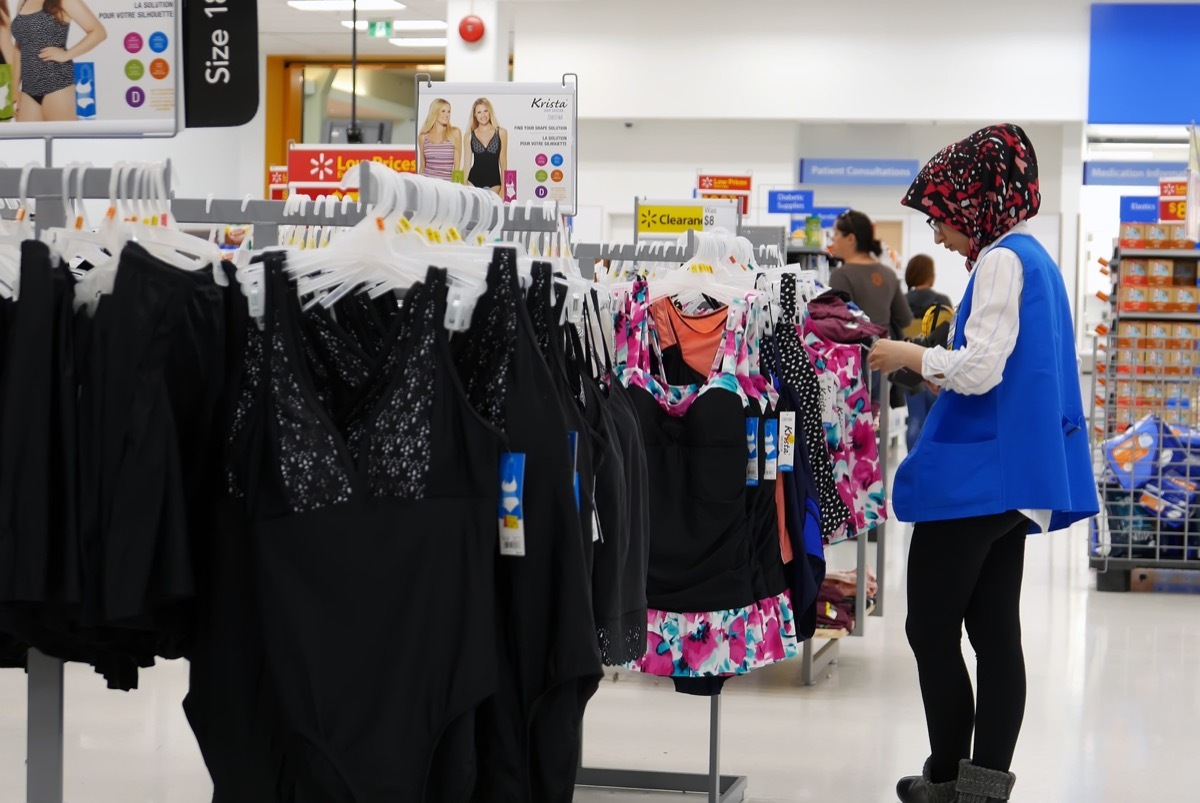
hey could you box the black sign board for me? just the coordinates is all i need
[182,0,259,128]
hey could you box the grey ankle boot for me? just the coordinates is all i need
[896,759,957,803]
[955,760,1017,802]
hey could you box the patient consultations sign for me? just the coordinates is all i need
[800,158,920,186]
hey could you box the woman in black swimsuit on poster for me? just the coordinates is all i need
[465,97,508,197]
[11,0,106,123]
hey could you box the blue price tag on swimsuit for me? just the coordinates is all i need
[764,419,779,481]
[746,418,760,486]
[499,453,526,557]
[567,431,581,512]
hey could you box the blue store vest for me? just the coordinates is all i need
[892,234,1099,532]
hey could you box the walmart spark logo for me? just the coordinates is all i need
[308,152,335,180]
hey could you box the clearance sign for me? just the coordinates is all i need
[697,172,752,214]
[287,144,417,199]
[636,197,741,242]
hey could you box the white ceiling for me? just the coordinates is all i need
[257,0,455,56]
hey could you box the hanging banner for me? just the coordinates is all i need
[182,0,259,128]
[0,0,181,138]
[799,158,920,186]
[414,77,578,215]
[287,144,417,199]
[697,172,752,214]
[768,190,815,215]
[1084,162,1189,186]
[636,197,740,242]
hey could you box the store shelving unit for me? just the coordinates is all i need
[1090,246,1200,591]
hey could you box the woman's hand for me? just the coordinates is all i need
[40,47,70,63]
[868,339,926,375]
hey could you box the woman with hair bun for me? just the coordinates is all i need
[828,209,912,335]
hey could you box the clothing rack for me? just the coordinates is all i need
[574,232,698,279]
[737,225,786,268]
[0,164,172,803]
[570,231,746,803]
[169,197,368,247]
[801,369,889,685]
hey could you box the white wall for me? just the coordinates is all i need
[513,0,1096,123]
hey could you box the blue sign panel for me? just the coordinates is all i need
[768,189,814,214]
[1120,196,1161,223]
[800,158,920,186]
[1090,4,1200,125]
[1084,161,1188,186]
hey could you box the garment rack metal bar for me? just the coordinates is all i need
[576,693,747,803]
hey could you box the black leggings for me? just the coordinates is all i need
[906,510,1029,783]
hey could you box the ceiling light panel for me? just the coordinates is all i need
[342,19,447,31]
[289,1,407,12]
[389,37,448,48]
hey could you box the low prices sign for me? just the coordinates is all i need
[697,172,752,214]
[268,165,288,201]
[1160,177,1188,222]
[287,144,417,200]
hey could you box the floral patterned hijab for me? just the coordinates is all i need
[902,123,1041,268]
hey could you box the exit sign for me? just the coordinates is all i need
[368,21,393,37]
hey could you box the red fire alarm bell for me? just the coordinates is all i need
[459,14,485,43]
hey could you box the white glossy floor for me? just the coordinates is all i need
[1,514,1198,801]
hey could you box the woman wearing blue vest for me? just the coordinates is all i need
[868,124,1098,803]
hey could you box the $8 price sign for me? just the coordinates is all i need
[1160,199,1187,222]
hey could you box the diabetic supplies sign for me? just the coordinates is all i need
[414,79,578,214]
[696,173,752,214]
[287,144,417,200]
[636,197,740,243]
[0,0,180,138]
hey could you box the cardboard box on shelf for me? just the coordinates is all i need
[1148,286,1173,312]
[1121,259,1149,286]
[1148,259,1174,285]
[1146,224,1173,248]
[1114,348,1142,373]
[1146,321,1173,339]
[1143,347,1170,373]
[1120,223,1147,249]
[1173,259,1198,286]
[1174,286,1199,312]
[1118,286,1150,312]
[1170,224,1195,250]
[1173,324,1199,347]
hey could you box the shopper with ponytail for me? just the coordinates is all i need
[867,124,1098,803]
[828,209,912,336]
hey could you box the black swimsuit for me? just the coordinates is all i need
[468,130,502,189]
[253,262,502,802]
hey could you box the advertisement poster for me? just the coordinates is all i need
[287,144,417,201]
[0,0,179,138]
[414,80,578,215]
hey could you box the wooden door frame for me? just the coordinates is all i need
[263,56,446,197]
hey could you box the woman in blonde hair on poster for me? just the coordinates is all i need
[464,97,508,196]
[418,98,462,182]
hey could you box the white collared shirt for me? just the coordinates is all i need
[919,221,1050,533]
